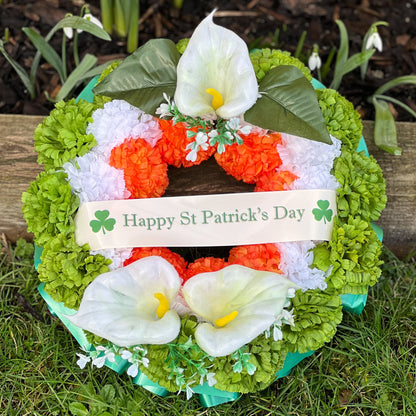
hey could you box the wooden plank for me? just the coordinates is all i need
[363,121,416,258]
[0,114,415,258]
[0,115,44,242]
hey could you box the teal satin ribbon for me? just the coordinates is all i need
[33,76,384,407]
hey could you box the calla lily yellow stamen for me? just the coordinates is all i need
[154,293,169,318]
[206,88,224,110]
[215,310,238,327]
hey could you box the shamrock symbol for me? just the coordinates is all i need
[312,200,333,224]
[89,210,116,234]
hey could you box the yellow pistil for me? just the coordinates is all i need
[154,293,169,319]
[206,88,224,110]
[214,310,239,328]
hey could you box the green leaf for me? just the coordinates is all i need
[54,16,111,41]
[244,65,331,144]
[373,97,402,155]
[68,402,89,416]
[374,75,416,96]
[93,39,180,115]
[99,384,116,402]
[53,54,98,101]
[330,49,375,90]
[0,39,35,98]
[373,94,416,119]
[22,27,65,82]
[333,20,349,81]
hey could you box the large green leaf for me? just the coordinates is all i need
[93,39,180,115]
[373,97,401,155]
[245,65,331,144]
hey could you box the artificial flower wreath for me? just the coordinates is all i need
[22,11,386,405]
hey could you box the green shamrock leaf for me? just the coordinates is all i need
[89,210,116,235]
[312,200,333,224]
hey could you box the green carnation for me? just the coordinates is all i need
[316,88,363,150]
[313,216,383,295]
[176,38,189,55]
[334,150,387,221]
[250,48,312,81]
[282,289,343,354]
[34,99,98,170]
[96,60,122,84]
[21,170,79,246]
[212,335,287,393]
[38,234,111,309]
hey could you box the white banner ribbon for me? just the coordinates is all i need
[74,190,337,250]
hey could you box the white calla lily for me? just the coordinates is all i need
[182,265,297,357]
[174,10,258,120]
[67,256,182,347]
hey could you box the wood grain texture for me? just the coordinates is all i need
[0,115,43,242]
[363,121,416,258]
[0,114,415,257]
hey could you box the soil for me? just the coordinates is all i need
[1,0,416,120]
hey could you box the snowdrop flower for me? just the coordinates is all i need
[63,26,74,39]
[82,13,103,31]
[365,29,383,52]
[174,11,258,120]
[308,45,322,71]
[182,265,298,357]
[63,13,103,40]
[67,256,182,347]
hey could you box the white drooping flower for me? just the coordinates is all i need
[182,265,298,357]
[67,256,182,347]
[365,30,383,52]
[308,51,322,71]
[174,11,258,120]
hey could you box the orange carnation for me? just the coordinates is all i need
[109,138,168,199]
[157,119,216,168]
[183,257,228,282]
[215,131,283,183]
[124,247,188,278]
[255,170,298,192]
[228,243,281,273]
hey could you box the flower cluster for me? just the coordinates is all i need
[156,94,253,161]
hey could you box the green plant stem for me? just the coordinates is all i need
[61,33,67,80]
[114,0,128,38]
[172,0,184,8]
[100,0,114,35]
[321,46,336,80]
[294,31,307,59]
[73,31,80,66]
[126,0,139,53]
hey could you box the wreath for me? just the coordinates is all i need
[22,11,386,405]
